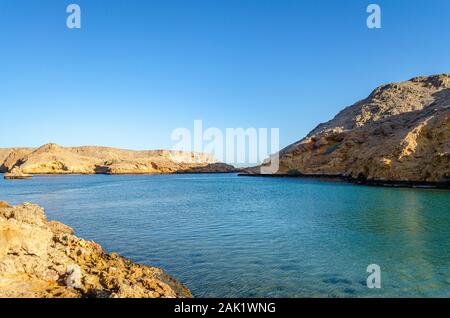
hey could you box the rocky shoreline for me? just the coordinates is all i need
[0,144,237,176]
[3,168,32,180]
[0,201,192,298]
[245,74,450,184]
[238,173,450,189]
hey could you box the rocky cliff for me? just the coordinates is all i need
[0,144,235,175]
[247,74,450,185]
[0,201,192,298]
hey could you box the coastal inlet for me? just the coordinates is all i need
[1,173,448,297]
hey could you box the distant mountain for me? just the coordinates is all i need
[247,74,450,185]
[0,143,236,175]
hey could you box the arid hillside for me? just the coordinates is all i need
[248,74,450,185]
[0,143,236,174]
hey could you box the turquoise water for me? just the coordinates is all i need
[0,173,449,297]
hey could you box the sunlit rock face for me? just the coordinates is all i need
[248,74,450,183]
[0,202,192,298]
[0,144,235,175]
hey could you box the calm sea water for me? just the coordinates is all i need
[0,173,448,297]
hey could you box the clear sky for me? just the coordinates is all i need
[1,0,449,150]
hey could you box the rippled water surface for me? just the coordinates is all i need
[0,173,448,297]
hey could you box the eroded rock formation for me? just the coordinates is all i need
[0,202,192,298]
[4,167,32,180]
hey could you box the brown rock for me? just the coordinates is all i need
[248,74,450,185]
[48,221,75,235]
[0,203,192,298]
[0,144,234,175]
[4,168,32,180]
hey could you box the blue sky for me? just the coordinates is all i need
[1,0,449,150]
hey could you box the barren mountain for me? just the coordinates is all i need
[247,74,450,185]
[0,144,236,175]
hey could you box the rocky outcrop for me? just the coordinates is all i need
[4,168,32,180]
[0,202,192,298]
[176,163,240,174]
[0,148,34,173]
[0,144,236,175]
[246,74,450,185]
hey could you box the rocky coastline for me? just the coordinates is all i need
[0,201,192,298]
[238,173,450,189]
[243,74,450,186]
[3,168,32,180]
[0,144,236,176]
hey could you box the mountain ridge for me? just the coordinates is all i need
[0,144,236,175]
